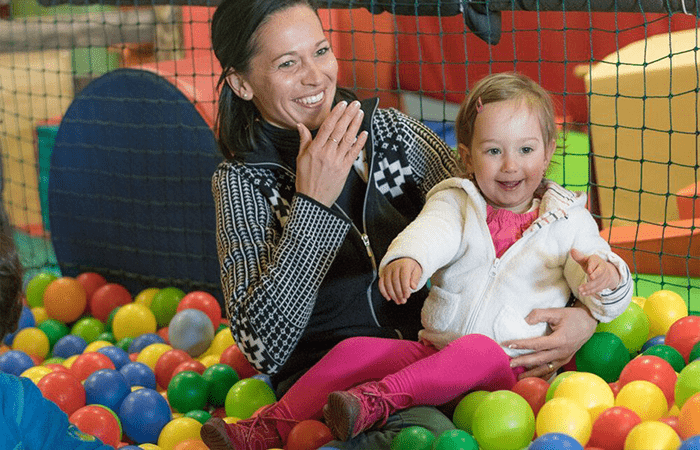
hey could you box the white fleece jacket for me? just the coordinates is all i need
[379,178,632,357]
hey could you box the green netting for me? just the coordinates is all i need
[0,1,698,313]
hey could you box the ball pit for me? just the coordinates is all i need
[90,282,132,323]
[69,404,122,448]
[84,368,131,412]
[120,361,158,390]
[42,277,87,323]
[75,272,107,305]
[52,334,88,359]
[119,388,173,444]
[155,348,193,390]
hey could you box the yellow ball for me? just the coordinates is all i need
[631,296,646,309]
[12,327,50,360]
[84,340,113,353]
[536,397,592,446]
[552,372,614,422]
[31,307,49,325]
[62,354,79,369]
[615,380,668,421]
[157,417,203,450]
[136,343,173,370]
[135,287,161,308]
[623,421,680,450]
[198,354,220,368]
[208,328,235,356]
[112,303,158,341]
[20,365,53,384]
[223,417,240,424]
[644,290,688,338]
[139,444,163,450]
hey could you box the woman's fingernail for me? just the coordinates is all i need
[509,361,516,368]
[508,344,517,349]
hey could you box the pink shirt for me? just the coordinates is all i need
[486,204,540,258]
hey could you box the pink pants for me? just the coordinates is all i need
[272,334,518,440]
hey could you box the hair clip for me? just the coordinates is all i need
[476,97,484,113]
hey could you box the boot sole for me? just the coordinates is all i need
[200,418,235,450]
[324,391,361,442]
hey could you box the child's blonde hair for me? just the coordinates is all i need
[455,72,557,151]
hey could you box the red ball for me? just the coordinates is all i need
[177,291,222,333]
[609,380,621,397]
[510,377,549,416]
[219,345,259,379]
[69,404,122,448]
[618,355,677,408]
[588,406,641,450]
[665,316,700,363]
[37,371,86,416]
[154,348,192,390]
[157,326,170,344]
[658,415,681,436]
[76,272,107,304]
[171,359,206,379]
[90,283,133,323]
[285,420,333,450]
[71,352,116,382]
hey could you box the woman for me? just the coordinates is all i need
[204,1,599,448]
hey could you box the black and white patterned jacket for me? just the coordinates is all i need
[212,98,460,383]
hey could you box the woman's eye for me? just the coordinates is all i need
[521,146,534,154]
[316,46,330,56]
[487,148,500,155]
[278,60,295,69]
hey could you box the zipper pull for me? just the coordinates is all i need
[361,233,374,259]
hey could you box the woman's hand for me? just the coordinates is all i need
[296,100,368,207]
[501,302,598,380]
[379,258,422,304]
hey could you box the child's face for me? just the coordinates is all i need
[460,99,556,213]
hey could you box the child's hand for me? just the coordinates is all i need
[570,248,621,297]
[378,258,422,305]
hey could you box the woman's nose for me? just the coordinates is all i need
[302,60,323,84]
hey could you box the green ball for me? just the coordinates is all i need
[184,409,212,424]
[690,341,700,363]
[575,331,630,382]
[116,336,134,352]
[26,272,58,308]
[96,331,116,344]
[643,344,686,373]
[675,360,700,409]
[452,390,489,434]
[225,377,276,419]
[432,429,478,450]
[38,318,70,350]
[545,371,576,402]
[167,370,210,414]
[71,317,105,344]
[390,426,435,450]
[203,363,240,407]
[471,390,535,450]
[150,287,186,327]
[105,307,121,333]
[42,356,65,365]
[596,302,650,354]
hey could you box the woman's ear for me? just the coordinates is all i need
[225,71,253,101]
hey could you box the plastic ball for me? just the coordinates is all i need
[173,440,209,450]
[136,343,173,371]
[112,303,158,341]
[552,372,614,422]
[643,344,686,373]
[596,302,650,354]
[75,272,107,303]
[529,433,584,450]
[172,359,207,379]
[151,287,186,328]
[390,426,435,450]
[167,370,210,414]
[129,333,167,354]
[690,340,700,363]
[71,351,116,381]
[665,315,700,363]
[618,355,677,409]
[644,290,688,338]
[184,409,212,424]
[615,380,668,421]
[37,370,86,415]
[38,319,69,349]
[198,354,219,368]
[471,390,535,450]
[432,429,479,450]
[177,291,222,334]
[225,377,277,419]
[641,335,666,352]
[452,390,489,434]
[204,328,235,357]
[0,350,35,376]
[70,317,105,344]
[119,388,172,444]
[680,436,700,450]
[155,348,193,390]
[96,345,131,370]
[168,309,215,357]
[90,283,132,323]
[546,371,576,402]
[4,306,36,346]
[116,336,134,352]
[157,417,203,450]
[43,277,87,323]
[588,406,641,450]
[20,365,53,384]
[120,361,157,389]
[52,334,87,359]
[203,363,240,407]
[623,421,680,450]
[12,327,50,360]
[135,287,160,307]
[575,332,630,382]
[536,397,592,446]
[30,306,48,325]
[219,345,259,379]
[25,271,58,308]
[70,404,122,448]
[285,420,334,450]
[511,377,549,416]
[676,360,700,409]
[84,368,131,412]
[84,339,113,353]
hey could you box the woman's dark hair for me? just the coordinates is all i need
[211,0,356,160]
[0,229,23,341]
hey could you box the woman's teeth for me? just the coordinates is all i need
[298,92,324,105]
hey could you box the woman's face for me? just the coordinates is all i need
[237,5,338,130]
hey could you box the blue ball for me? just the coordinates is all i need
[168,308,215,357]
[641,335,666,353]
[52,334,87,359]
[97,345,131,370]
[0,350,34,376]
[84,368,131,412]
[251,373,274,391]
[118,388,172,444]
[528,432,584,450]
[128,333,165,353]
[119,361,157,390]
[3,306,36,346]
[681,436,700,450]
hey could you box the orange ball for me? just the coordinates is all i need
[678,392,700,439]
[43,277,87,323]
[285,420,333,450]
[174,439,209,450]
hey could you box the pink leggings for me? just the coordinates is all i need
[272,334,518,440]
